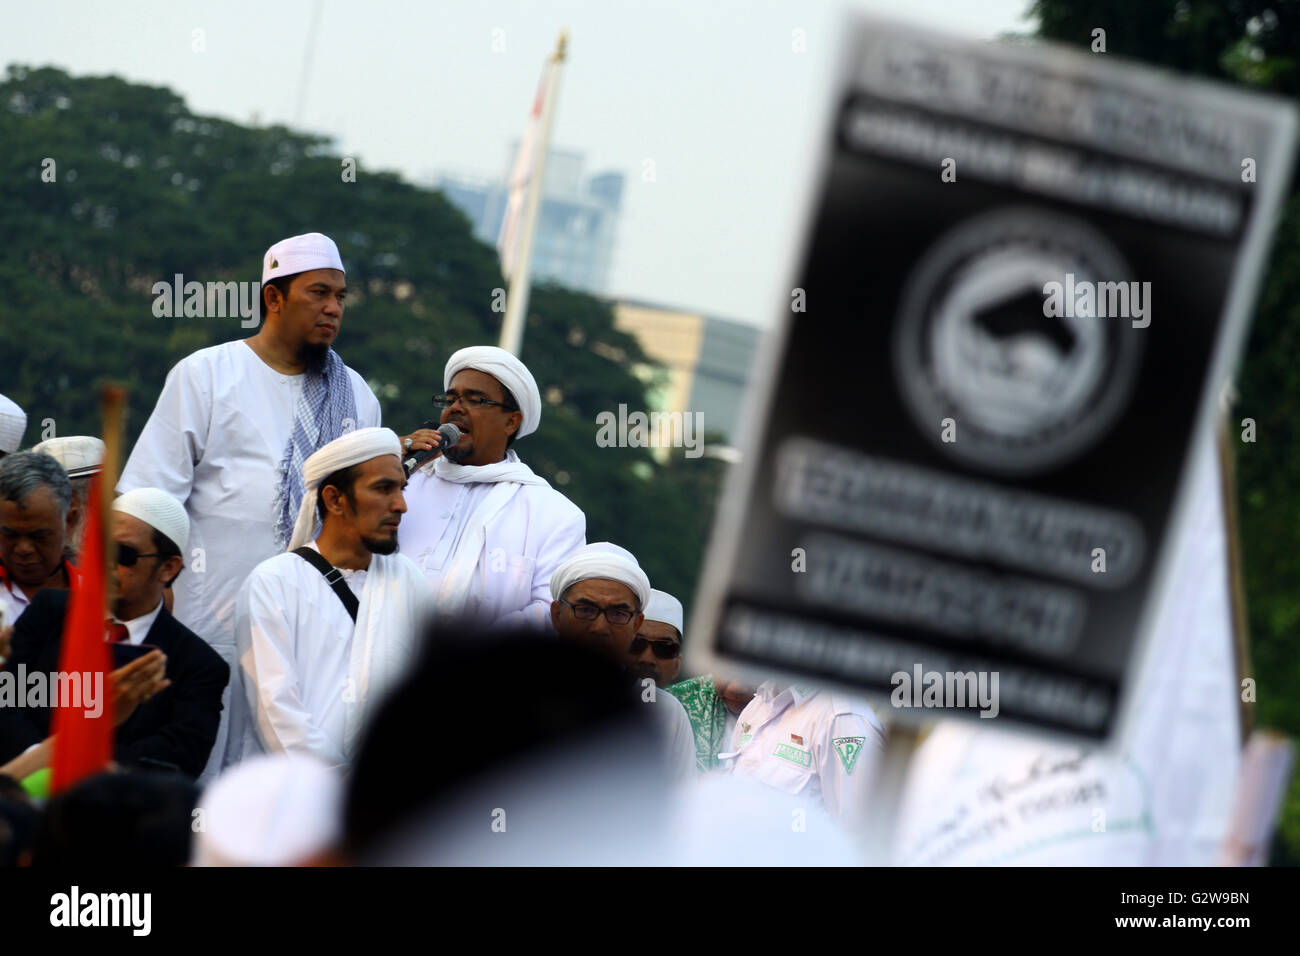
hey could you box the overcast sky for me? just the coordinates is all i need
[6,0,1034,326]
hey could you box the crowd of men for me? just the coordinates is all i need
[0,232,886,865]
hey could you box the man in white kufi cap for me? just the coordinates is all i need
[631,588,685,688]
[548,542,696,783]
[33,435,105,558]
[118,232,381,781]
[0,487,229,779]
[192,753,343,866]
[398,345,585,631]
[0,394,25,460]
[225,428,431,770]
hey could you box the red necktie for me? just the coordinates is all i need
[106,620,129,644]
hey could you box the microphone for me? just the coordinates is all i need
[403,422,462,475]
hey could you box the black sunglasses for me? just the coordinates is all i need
[629,636,681,659]
[116,543,166,567]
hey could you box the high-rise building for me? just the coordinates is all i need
[611,299,761,458]
[436,146,624,297]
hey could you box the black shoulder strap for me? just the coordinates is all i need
[292,547,359,622]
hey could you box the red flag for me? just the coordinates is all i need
[51,473,114,792]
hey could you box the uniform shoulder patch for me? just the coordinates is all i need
[832,736,866,774]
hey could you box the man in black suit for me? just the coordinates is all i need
[0,488,228,780]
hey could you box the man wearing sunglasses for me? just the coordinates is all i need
[398,346,585,631]
[630,589,684,688]
[549,543,696,782]
[0,488,230,779]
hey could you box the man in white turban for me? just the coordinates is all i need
[119,232,381,781]
[226,427,431,770]
[398,346,585,631]
[631,588,684,688]
[548,542,696,782]
[0,394,25,460]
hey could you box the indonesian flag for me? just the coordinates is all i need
[50,473,114,793]
[497,60,554,280]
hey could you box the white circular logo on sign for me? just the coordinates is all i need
[893,208,1143,475]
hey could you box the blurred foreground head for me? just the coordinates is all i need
[33,771,198,867]
[191,753,343,867]
[345,627,670,865]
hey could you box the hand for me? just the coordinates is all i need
[399,428,444,461]
[110,650,170,726]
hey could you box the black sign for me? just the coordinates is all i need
[690,18,1296,742]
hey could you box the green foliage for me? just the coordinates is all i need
[0,64,725,627]
[1034,0,1300,865]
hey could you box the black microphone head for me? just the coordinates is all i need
[437,423,462,445]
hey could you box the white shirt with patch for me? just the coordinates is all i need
[723,681,885,830]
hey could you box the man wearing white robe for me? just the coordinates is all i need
[399,346,584,631]
[550,542,697,783]
[229,428,430,769]
[118,233,381,779]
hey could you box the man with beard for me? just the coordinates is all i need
[226,429,430,770]
[399,346,585,630]
[119,233,381,778]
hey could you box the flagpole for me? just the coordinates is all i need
[100,385,126,573]
[499,31,567,357]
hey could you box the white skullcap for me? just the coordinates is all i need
[288,426,402,550]
[262,231,345,285]
[113,487,190,554]
[33,436,105,479]
[191,753,343,867]
[644,588,683,637]
[444,346,541,439]
[550,542,651,612]
[0,394,26,454]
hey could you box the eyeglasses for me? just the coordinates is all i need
[629,636,681,659]
[558,598,636,626]
[432,393,513,410]
[115,543,166,567]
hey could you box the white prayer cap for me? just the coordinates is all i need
[262,231,345,285]
[644,589,683,637]
[114,487,190,554]
[0,394,26,454]
[33,436,105,479]
[191,753,343,867]
[288,426,402,550]
[550,542,651,612]
[444,346,541,439]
